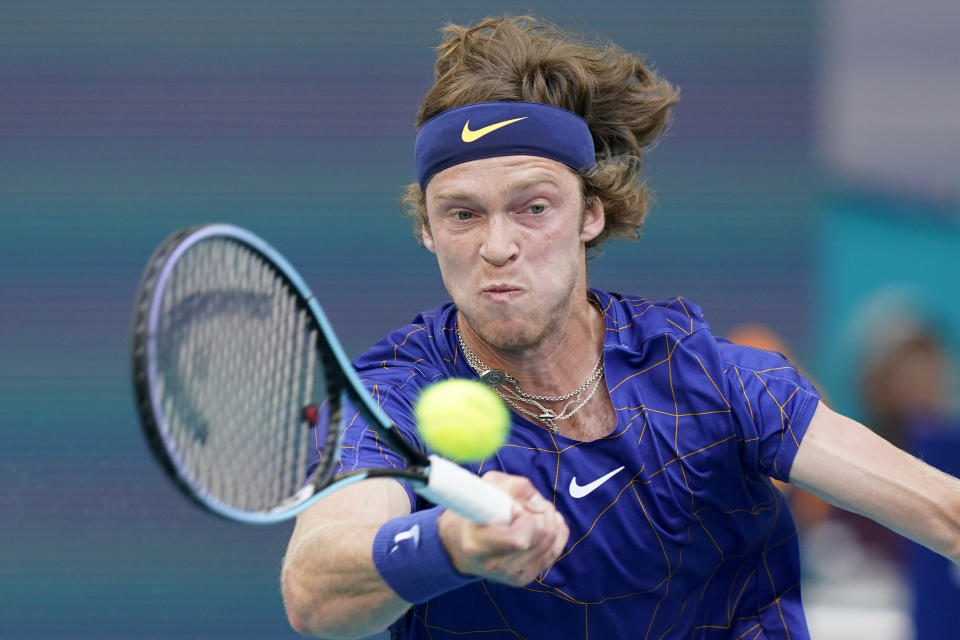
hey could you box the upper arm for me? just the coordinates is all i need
[790,401,960,563]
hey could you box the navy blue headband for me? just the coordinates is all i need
[415,102,596,190]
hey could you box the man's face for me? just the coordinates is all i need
[422,155,604,354]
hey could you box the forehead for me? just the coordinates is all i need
[425,155,581,201]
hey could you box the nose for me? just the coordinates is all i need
[478,215,519,266]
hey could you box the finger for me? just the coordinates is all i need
[500,498,567,557]
[522,490,552,514]
[499,510,569,580]
[546,511,570,562]
[515,512,570,581]
[470,509,570,586]
[527,510,569,563]
[494,542,560,586]
[459,509,535,557]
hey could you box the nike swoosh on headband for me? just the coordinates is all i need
[568,466,626,499]
[416,102,593,188]
[461,117,528,143]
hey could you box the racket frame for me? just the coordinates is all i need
[132,224,431,524]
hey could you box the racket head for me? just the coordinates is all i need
[131,224,415,523]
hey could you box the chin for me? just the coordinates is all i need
[470,315,549,354]
[482,331,535,353]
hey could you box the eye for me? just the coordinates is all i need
[454,210,475,221]
[528,204,547,214]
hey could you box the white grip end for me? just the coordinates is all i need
[415,455,513,525]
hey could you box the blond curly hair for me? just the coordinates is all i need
[402,16,679,250]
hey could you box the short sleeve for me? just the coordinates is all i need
[307,384,427,510]
[719,341,820,481]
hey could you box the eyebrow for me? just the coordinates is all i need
[505,175,563,193]
[432,189,475,203]
[432,175,563,203]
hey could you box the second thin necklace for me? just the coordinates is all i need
[456,298,605,434]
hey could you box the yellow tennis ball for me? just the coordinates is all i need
[415,378,510,462]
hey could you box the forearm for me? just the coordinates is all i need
[281,479,414,638]
[909,467,960,565]
[790,402,960,565]
[281,518,410,638]
[280,472,571,637]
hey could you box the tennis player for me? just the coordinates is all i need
[282,16,960,639]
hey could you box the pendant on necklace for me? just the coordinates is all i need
[538,410,560,433]
[479,369,508,387]
[538,409,558,421]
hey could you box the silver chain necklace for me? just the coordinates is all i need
[455,297,605,434]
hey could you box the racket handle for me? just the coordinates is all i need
[417,455,513,525]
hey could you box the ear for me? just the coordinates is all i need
[421,221,436,253]
[580,196,605,244]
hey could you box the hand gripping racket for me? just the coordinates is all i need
[131,224,513,525]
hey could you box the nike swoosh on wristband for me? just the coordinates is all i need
[568,466,626,499]
[389,524,420,553]
[460,117,528,142]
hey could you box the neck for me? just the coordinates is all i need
[457,292,605,399]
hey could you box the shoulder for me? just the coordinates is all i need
[714,337,799,377]
[596,289,807,379]
[595,290,712,349]
[351,301,459,392]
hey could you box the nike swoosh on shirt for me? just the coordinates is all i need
[461,117,527,142]
[568,466,626,499]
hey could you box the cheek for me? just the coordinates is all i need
[434,240,473,282]
[535,227,582,267]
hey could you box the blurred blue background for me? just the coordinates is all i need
[1,1,957,638]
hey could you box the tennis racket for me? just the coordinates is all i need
[131,223,513,525]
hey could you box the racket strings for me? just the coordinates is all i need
[155,238,326,513]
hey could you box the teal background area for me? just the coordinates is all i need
[1,2,820,638]
[815,193,960,421]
